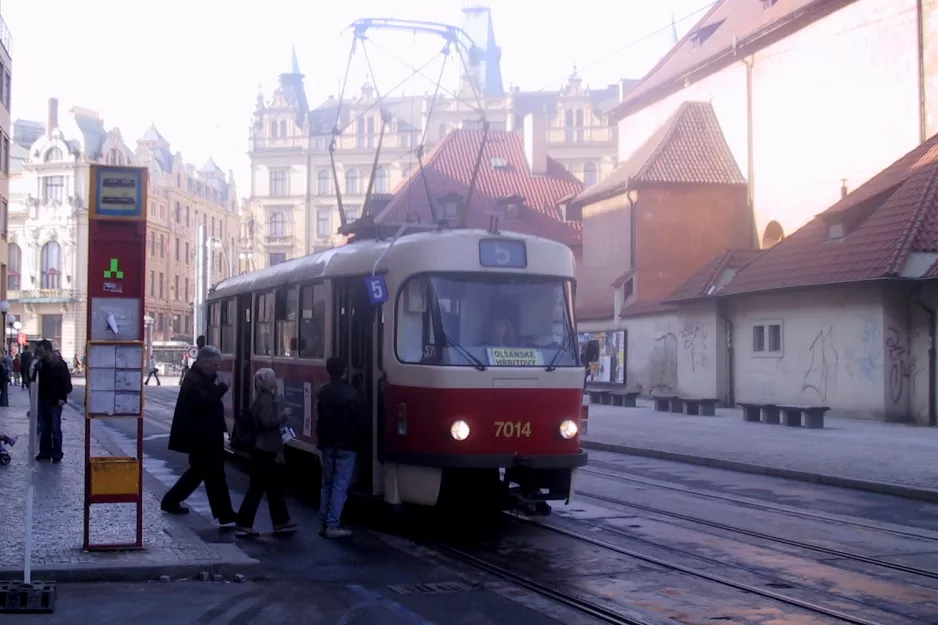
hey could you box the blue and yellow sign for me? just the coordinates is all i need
[89,165,146,220]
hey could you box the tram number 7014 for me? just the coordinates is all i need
[494,421,532,438]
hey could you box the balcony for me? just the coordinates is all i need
[11,289,81,304]
[264,225,295,247]
[249,136,308,152]
[547,126,616,146]
[0,16,12,58]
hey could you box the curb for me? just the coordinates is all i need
[581,440,938,504]
[0,557,261,584]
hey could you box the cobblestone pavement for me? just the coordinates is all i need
[0,386,256,581]
[582,399,938,494]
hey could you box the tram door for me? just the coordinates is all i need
[236,294,253,412]
[334,278,376,494]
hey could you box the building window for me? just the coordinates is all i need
[42,176,65,203]
[317,209,331,238]
[159,273,164,299]
[298,284,326,359]
[4,71,10,110]
[185,205,190,226]
[317,170,331,195]
[174,275,179,300]
[268,253,287,266]
[270,170,288,196]
[584,162,598,187]
[159,234,165,258]
[268,211,287,237]
[41,315,62,347]
[345,205,361,223]
[185,241,190,264]
[8,242,20,291]
[753,322,783,355]
[270,121,278,139]
[184,278,190,301]
[346,169,359,195]
[44,146,63,163]
[356,118,365,149]
[366,117,376,149]
[106,149,123,165]
[149,270,155,297]
[374,167,389,194]
[0,135,7,173]
[175,237,180,261]
[279,120,287,138]
[40,241,61,290]
[0,198,7,238]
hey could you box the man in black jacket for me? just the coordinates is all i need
[160,346,236,524]
[316,356,367,538]
[20,346,33,390]
[33,340,72,463]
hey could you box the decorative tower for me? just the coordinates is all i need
[458,1,505,98]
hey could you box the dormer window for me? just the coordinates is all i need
[435,193,463,222]
[490,157,508,170]
[622,278,634,301]
[496,194,525,220]
[828,221,845,241]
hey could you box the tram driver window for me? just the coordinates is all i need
[254,292,275,356]
[298,284,326,359]
[275,287,297,357]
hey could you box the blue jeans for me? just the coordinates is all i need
[38,403,63,459]
[319,447,356,528]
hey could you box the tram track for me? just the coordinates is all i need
[578,468,938,581]
[507,514,913,625]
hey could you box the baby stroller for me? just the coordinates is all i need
[0,433,16,465]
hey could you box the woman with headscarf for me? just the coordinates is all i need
[235,368,296,535]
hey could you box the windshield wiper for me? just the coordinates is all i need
[545,332,574,372]
[439,330,486,371]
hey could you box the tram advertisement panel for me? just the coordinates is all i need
[276,378,314,440]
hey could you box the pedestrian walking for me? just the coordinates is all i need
[316,356,367,538]
[32,340,72,463]
[160,346,236,525]
[0,350,12,407]
[19,346,32,390]
[12,353,20,388]
[234,369,297,536]
[144,355,161,386]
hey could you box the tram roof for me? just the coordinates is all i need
[209,228,576,300]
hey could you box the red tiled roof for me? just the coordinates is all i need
[375,130,583,246]
[611,0,859,119]
[573,101,745,206]
[720,133,938,295]
[663,248,762,303]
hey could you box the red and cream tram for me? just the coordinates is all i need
[205,227,588,514]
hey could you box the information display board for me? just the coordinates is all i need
[83,165,148,552]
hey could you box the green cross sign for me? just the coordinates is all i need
[103,258,124,280]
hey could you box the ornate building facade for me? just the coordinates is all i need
[245,4,627,269]
[8,100,239,359]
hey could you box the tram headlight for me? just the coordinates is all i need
[559,419,579,439]
[450,420,470,441]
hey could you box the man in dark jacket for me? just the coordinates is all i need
[316,356,367,538]
[32,340,72,463]
[160,346,236,524]
[20,347,33,390]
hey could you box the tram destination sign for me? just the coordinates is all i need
[479,239,527,269]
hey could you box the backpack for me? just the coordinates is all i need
[230,407,256,452]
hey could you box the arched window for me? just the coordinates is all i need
[762,220,785,249]
[268,212,286,237]
[356,118,365,148]
[583,162,598,187]
[374,167,389,194]
[279,120,287,138]
[317,170,331,195]
[270,121,278,139]
[366,117,376,148]
[40,241,61,290]
[106,149,123,165]
[346,169,359,195]
[8,243,20,291]
[44,147,63,162]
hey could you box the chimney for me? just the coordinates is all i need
[523,112,548,175]
[47,98,59,134]
[840,178,848,199]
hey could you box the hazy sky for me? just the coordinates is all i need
[3,0,710,194]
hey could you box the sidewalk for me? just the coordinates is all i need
[0,386,257,582]
[581,399,938,502]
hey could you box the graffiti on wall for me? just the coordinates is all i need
[646,332,677,393]
[802,326,839,401]
[886,326,918,404]
[844,315,881,382]
[680,321,709,372]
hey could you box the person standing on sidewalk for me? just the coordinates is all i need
[32,340,72,463]
[19,346,32,391]
[316,356,367,538]
[144,355,161,386]
[234,369,297,536]
[161,346,237,525]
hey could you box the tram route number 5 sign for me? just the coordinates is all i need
[364,275,389,306]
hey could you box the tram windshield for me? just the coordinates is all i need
[396,273,579,368]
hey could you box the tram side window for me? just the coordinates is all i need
[298,284,326,359]
[220,299,235,353]
[207,302,222,348]
[275,287,298,357]
[254,292,275,356]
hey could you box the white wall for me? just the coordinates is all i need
[676,302,727,401]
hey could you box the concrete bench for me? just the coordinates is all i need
[653,395,677,413]
[608,390,641,408]
[586,389,608,405]
[738,402,828,429]
[679,397,719,417]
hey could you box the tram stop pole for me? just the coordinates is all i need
[23,367,38,584]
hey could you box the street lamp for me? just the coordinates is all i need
[0,301,10,354]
